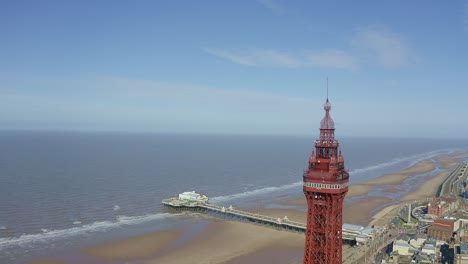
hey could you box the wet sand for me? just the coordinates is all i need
[400,170,450,201]
[24,261,65,264]
[435,152,468,169]
[82,230,181,260]
[363,159,435,185]
[145,221,305,264]
[224,246,303,264]
[343,196,393,225]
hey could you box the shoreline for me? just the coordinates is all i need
[28,152,468,264]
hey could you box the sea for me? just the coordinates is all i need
[0,131,467,263]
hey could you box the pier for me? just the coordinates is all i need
[162,197,358,241]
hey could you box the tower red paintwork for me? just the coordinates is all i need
[303,97,349,264]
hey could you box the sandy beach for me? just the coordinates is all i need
[30,152,467,264]
[145,221,305,264]
[24,261,65,264]
[82,230,181,260]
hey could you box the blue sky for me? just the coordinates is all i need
[1,0,468,137]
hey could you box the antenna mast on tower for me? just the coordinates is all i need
[327,77,328,99]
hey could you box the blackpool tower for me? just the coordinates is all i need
[303,96,349,264]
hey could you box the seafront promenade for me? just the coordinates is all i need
[437,161,467,198]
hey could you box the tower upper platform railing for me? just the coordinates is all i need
[303,169,349,183]
[315,140,339,148]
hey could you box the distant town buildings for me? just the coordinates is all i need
[366,163,468,263]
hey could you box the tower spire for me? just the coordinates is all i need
[320,90,334,131]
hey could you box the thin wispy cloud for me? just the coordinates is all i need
[351,26,411,67]
[305,50,357,69]
[205,48,258,66]
[207,25,412,69]
[206,48,356,69]
[205,48,302,68]
[257,0,282,14]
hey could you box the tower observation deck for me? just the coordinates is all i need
[303,97,350,264]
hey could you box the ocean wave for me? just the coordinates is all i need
[210,181,302,203]
[115,213,177,225]
[0,213,178,250]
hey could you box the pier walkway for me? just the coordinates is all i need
[162,198,357,241]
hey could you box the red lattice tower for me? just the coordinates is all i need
[303,97,349,264]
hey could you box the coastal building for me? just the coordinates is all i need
[427,218,456,241]
[355,234,369,244]
[360,227,377,239]
[393,240,417,256]
[428,198,457,217]
[178,191,208,202]
[342,223,364,235]
[460,224,468,242]
[421,243,436,255]
[416,254,434,263]
[455,244,468,264]
[456,218,468,229]
[455,254,468,264]
[409,235,427,249]
[302,95,349,264]
[389,254,413,263]
[398,234,413,244]
[428,203,443,217]
[440,242,456,264]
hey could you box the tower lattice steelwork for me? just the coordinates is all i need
[303,97,349,264]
